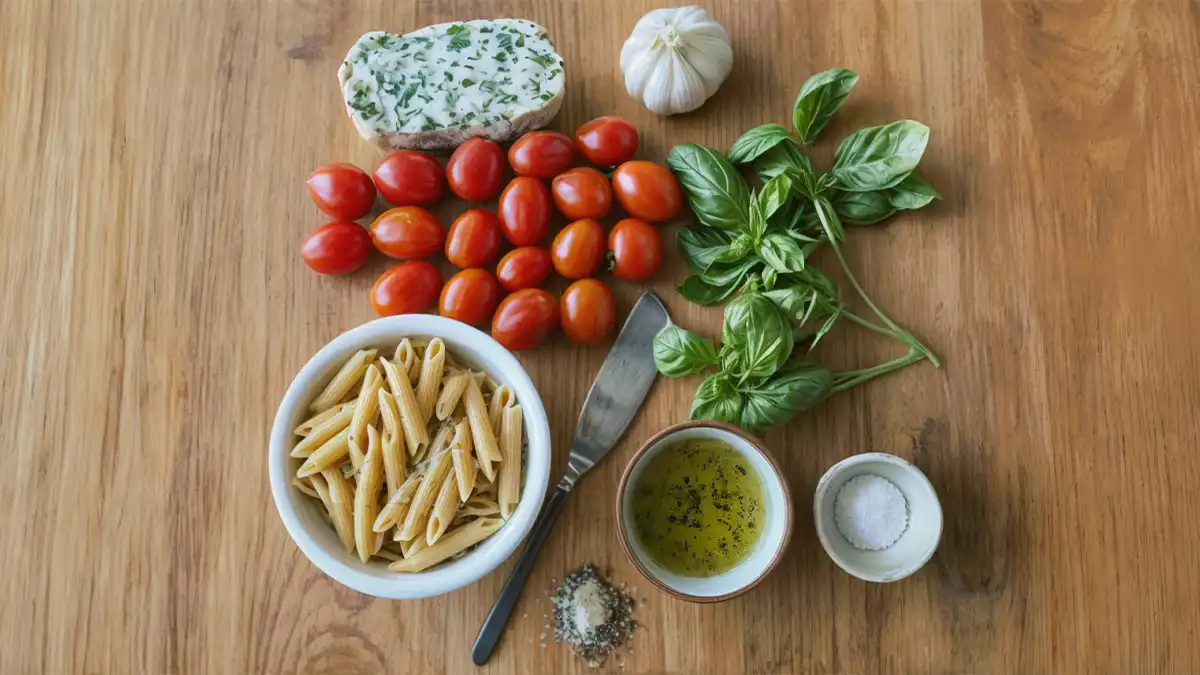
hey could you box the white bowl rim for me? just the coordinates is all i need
[268,315,551,599]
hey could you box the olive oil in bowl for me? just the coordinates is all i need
[629,437,765,577]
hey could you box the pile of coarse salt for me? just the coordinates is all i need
[834,474,909,550]
[551,564,637,667]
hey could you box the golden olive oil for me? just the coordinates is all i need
[630,438,765,576]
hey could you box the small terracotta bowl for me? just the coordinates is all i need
[614,421,793,603]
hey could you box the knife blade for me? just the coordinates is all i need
[471,292,669,665]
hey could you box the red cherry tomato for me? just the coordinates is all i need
[497,177,552,246]
[369,206,444,259]
[496,247,553,292]
[608,218,662,281]
[445,208,502,269]
[508,131,575,180]
[491,288,559,351]
[561,279,617,345]
[574,116,639,167]
[306,163,377,220]
[611,161,682,223]
[439,269,500,326]
[300,221,373,275]
[551,167,612,220]
[551,218,606,279]
[370,261,443,316]
[373,150,444,206]
[446,138,506,201]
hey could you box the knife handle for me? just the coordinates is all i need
[471,485,570,665]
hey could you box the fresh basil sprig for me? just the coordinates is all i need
[665,144,750,231]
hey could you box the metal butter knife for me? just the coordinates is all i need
[471,292,669,665]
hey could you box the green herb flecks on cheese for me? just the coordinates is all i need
[340,20,565,135]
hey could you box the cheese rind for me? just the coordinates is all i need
[338,20,566,150]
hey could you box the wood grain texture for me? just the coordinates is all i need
[3,0,1200,673]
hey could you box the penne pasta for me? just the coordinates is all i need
[435,371,469,421]
[468,369,487,387]
[346,365,383,470]
[498,404,523,519]
[450,419,476,502]
[394,340,421,384]
[474,473,498,498]
[397,448,454,541]
[463,378,503,482]
[400,535,427,559]
[374,473,420,532]
[377,389,407,494]
[353,425,385,562]
[417,421,452,466]
[291,407,354,458]
[379,358,430,454]
[296,428,350,478]
[375,547,402,562]
[293,400,355,437]
[414,338,446,424]
[487,385,515,432]
[389,517,504,572]
[459,495,501,519]
[484,375,501,394]
[318,468,356,553]
[309,349,377,412]
[426,469,460,545]
[292,476,319,499]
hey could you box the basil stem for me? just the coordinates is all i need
[831,348,927,393]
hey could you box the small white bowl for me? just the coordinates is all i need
[615,421,792,602]
[813,452,942,583]
[268,315,551,599]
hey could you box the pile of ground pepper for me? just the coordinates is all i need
[551,564,638,667]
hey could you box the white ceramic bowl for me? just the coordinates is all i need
[268,315,551,599]
[615,421,792,602]
[813,452,942,583]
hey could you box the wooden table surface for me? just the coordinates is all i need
[5,0,1200,673]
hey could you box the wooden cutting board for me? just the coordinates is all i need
[3,0,1200,673]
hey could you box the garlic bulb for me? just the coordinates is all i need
[619,6,734,115]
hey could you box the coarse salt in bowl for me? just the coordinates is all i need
[268,315,552,599]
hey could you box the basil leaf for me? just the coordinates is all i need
[738,361,833,432]
[758,174,792,221]
[808,303,843,351]
[833,189,895,225]
[747,192,768,241]
[690,373,743,425]
[761,266,778,290]
[886,171,941,210]
[758,232,807,273]
[754,142,814,185]
[676,227,732,273]
[728,124,794,165]
[792,68,859,145]
[721,290,794,380]
[714,233,755,264]
[812,197,845,242]
[654,324,719,377]
[666,144,751,231]
[678,272,746,306]
[831,120,930,192]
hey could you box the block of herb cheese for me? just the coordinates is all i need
[337,20,566,151]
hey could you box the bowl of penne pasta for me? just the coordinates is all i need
[269,315,551,599]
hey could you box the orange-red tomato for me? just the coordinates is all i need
[446,138,506,201]
[496,246,553,292]
[551,167,612,220]
[574,116,639,167]
[439,269,500,326]
[369,206,444,259]
[608,218,662,281]
[374,150,444,206]
[300,221,373,275]
[551,218,606,279]
[561,279,616,345]
[497,177,552,246]
[306,163,377,220]
[508,131,576,180]
[370,261,443,316]
[492,288,559,351]
[445,208,503,269]
[611,161,682,223]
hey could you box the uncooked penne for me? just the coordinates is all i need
[389,517,504,572]
[377,389,407,494]
[450,418,476,502]
[374,473,420,532]
[353,425,385,562]
[296,428,350,478]
[293,400,355,437]
[463,378,502,482]
[319,468,356,553]
[426,469,460,545]
[292,476,319,499]
[414,338,446,424]
[379,358,430,454]
[398,449,454,541]
[346,365,383,470]
[488,385,515,433]
[309,349,377,412]
[291,407,354,458]
[435,371,469,421]
[498,404,523,519]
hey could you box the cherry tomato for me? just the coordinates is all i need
[300,221,373,275]
[608,218,662,281]
[370,261,443,316]
[508,131,575,180]
[561,279,617,345]
[306,163,377,220]
[574,116,639,167]
[551,167,612,220]
[551,218,606,279]
[497,177,552,246]
[439,269,500,326]
[492,288,559,351]
[611,161,683,223]
[369,206,444,259]
[373,150,444,206]
[445,209,502,269]
[446,137,506,201]
[496,246,553,292]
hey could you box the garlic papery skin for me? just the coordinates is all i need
[619,6,734,115]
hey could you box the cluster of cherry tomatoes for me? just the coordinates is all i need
[301,116,683,350]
